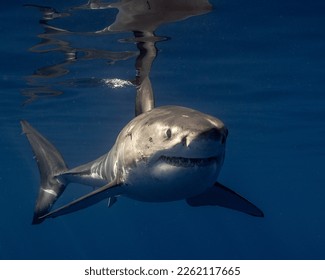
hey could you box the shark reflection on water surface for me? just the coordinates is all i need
[22,0,264,224]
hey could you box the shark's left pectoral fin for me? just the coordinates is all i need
[186,182,264,217]
[40,180,123,221]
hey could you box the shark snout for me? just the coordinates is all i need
[183,127,228,147]
[199,128,226,142]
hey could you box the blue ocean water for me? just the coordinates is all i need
[1,0,325,260]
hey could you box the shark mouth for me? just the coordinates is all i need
[159,155,219,168]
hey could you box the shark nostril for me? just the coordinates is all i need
[221,128,228,144]
[224,128,229,137]
[181,136,187,146]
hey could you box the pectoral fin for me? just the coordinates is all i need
[40,180,123,221]
[186,182,264,217]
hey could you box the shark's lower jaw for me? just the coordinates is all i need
[159,155,219,168]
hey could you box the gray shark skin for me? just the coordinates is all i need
[21,106,263,224]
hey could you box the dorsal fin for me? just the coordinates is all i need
[134,31,156,116]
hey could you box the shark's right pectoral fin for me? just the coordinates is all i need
[40,180,123,221]
[186,182,264,217]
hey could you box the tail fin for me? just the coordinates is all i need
[21,120,69,224]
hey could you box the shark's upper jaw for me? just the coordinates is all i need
[153,127,227,169]
[145,133,226,169]
[158,155,220,168]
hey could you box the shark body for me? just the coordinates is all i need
[22,106,263,224]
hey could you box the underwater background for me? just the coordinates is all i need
[1,0,325,259]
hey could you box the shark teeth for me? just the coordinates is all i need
[160,156,218,168]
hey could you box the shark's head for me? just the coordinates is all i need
[120,105,228,168]
[114,106,228,200]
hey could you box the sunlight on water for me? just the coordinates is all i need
[103,78,134,88]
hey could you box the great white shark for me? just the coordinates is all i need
[22,0,263,224]
[22,105,263,224]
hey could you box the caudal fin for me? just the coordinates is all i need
[21,120,69,224]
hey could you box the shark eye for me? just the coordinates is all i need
[165,128,172,139]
